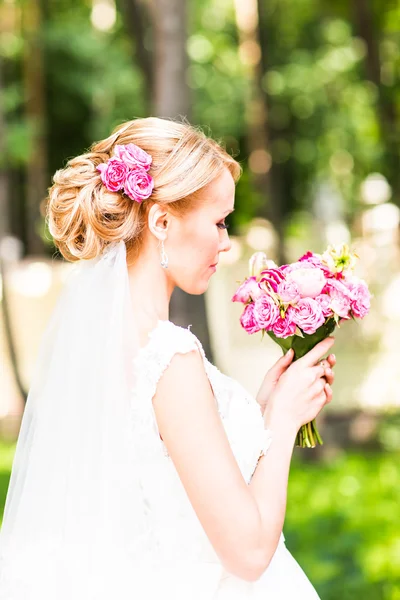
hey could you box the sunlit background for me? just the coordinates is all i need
[0,0,399,598]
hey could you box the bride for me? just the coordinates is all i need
[0,117,335,599]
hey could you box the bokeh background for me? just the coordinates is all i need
[0,0,399,598]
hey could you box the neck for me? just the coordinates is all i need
[127,247,174,344]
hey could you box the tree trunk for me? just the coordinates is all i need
[352,0,399,203]
[233,0,286,263]
[22,0,48,255]
[0,50,26,403]
[150,0,191,119]
[121,0,153,104]
[256,0,285,257]
[0,58,11,240]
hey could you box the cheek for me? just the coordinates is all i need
[196,228,220,263]
[181,223,219,258]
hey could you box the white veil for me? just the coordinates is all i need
[0,241,149,599]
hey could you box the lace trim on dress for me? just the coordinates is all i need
[130,320,281,491]
[131,321,211,459]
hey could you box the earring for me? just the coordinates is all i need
[160,240,169,269]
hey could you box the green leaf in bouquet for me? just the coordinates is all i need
[267,318,336,360]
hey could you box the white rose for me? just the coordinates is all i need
[287,268,326,299]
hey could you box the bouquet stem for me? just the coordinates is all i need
[296,419,322,448]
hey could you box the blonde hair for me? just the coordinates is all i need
[47,117,241,263]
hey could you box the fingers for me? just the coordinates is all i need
[309,378,333,411]
[324,367,335,386]
[327,353,336,367]
[281,348,294,365]
[324,382,332,403]
[299,337,335,367]
[310,364,326,381]
[316,358,335,386]
[308,377,326,399]
[271,348,294,376]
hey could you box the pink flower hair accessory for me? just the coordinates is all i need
[96,143,154,203]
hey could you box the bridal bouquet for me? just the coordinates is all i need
[232,244,371,448]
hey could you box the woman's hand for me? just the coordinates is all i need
[262,337,336,435]
[256,347,336,416]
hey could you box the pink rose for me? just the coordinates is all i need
[114,143,152,171]
[97,158,129,192]
[240,303,261,334]
[315,293,333,318]
[124,169,154,202]
[325,279,351,318]
[284,261,315,273]
[324,278,350,296]
[253,295,280,330]
[232,277,263,303]
[347,279,371,318]
[277,280,301,304]
[289,257,333,279]
[299,251,323,268]
[292,298,325,335]
[272,310,297,338]
[330,295,351,318]
[287,267,326,299]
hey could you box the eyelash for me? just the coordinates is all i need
[217,222,229,230]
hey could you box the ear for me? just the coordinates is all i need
[147,203,169,241]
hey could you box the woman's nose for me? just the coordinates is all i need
[219,232,232,253]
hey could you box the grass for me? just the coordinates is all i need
[0,441,399,597]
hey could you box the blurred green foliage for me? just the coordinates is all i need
[286,451,400,599]
[0,440,399,597]
[1,0,399,241]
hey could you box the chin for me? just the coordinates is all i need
[180,278,211,295]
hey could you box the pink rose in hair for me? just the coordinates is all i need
[232,277,263,303]
[253,295,280,330]
[240,303,262,334]
[115,143,152,171]
[124,169,154,202]
[272,309,297,338]
[97,158,129,192]
[277,280,301,304]
[292,298,325,335]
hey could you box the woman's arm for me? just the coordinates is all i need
[153,349,269,582]
[152,339,333,582]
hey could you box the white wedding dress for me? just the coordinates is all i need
[130,319,321,600]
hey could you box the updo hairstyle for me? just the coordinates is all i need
[47,117,241,264]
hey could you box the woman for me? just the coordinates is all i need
[0,117,335,599]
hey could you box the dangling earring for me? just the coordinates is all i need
[160,240,169,269]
